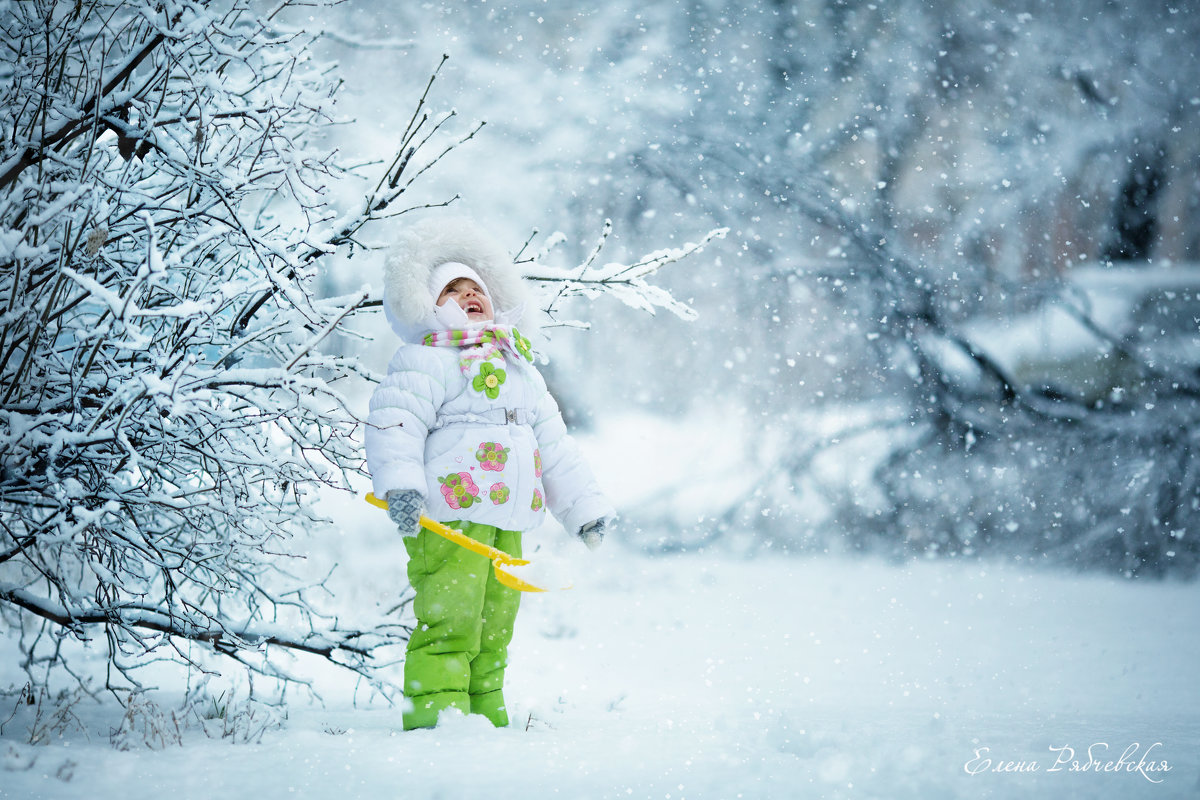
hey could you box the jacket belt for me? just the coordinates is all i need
[432,408,529,429]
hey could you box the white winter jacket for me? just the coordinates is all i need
[365,218,615,535]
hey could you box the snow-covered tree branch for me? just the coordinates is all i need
[520,222,727,325]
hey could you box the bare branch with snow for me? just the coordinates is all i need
[521,224,728,325]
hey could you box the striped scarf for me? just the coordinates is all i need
[421,326,535,374]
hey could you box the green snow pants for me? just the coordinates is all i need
[402,520,523,730]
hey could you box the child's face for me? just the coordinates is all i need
[436,277,494,323]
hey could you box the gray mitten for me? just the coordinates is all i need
[385,489,424,538]
[578,518,606,551]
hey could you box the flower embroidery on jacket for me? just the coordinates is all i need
[512,328,534,362]
[531,488,544,512]
[472,361,506,399]
[476,442,509,471]
[438,472,480,510]
[489,483,510,505]
[533,449,543,478]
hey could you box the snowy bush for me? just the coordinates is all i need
[724,239,1200,577]
[0,0,420,693]
[0,0,720,694]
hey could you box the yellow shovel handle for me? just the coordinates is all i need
[366,492,551,593]
[364,492,528,567]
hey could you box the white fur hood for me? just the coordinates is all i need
[383,217,530,342]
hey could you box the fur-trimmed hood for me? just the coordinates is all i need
[383,217,530,342]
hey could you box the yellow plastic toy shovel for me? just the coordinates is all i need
[365,493,547,593]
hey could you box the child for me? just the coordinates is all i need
[365,217,615,730]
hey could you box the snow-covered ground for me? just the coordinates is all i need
[3,546,1198,799]
[3,413,1198,799]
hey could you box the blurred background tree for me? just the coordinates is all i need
[317,0,1200,576]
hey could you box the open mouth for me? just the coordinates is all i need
[464,300,484,314]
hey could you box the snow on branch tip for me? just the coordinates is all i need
[520,226,728,322]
